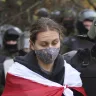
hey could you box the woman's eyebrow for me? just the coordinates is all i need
[53,38,59,41]
[39,38,59,42]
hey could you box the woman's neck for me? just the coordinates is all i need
[37,58,54,72]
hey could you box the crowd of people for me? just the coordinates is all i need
[0,7,96,96]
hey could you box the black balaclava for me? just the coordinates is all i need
[4,43,18,53]
[62,19,75,36]
[63,19,74,29]
[76,20,88,35]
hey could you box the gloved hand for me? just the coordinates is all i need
[91,44,96,59]
[77,48,90,66]
[70,48,90,71]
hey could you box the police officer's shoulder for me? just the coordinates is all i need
[77,34,87,38]
[76,34,88,40]
[88,17,96,39]
[63,50,77,57]
[62,50,77,62]
[77,34,96,42]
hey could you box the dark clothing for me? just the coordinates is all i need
[0,56,6,95]
[60,35,95,54]
[0,49,19,95]
[18,49,27,56]
[14,51,83,96]
[63,49,96,96]
[0,48,19,58]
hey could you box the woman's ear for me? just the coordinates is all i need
[29,40,34,50]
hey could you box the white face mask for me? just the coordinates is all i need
[35,47,60,64]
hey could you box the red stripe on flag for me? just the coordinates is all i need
[69,87,87,96]
[2,73,64,96]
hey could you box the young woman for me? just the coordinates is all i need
[2,17,86,96]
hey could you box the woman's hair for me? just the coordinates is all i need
[30,17,64,43]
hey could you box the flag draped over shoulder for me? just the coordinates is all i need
[2,62,86,96]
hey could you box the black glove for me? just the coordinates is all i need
[91,44,96,59]
[70,48,90,71]
[77,48,90,66]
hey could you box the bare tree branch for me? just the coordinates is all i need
[27,9,31,24]
[87,0,96,10]
[0,1,42,26]
[71,0,84,9]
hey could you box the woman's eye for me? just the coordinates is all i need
[41,43,48,47]
[52,41,58,45]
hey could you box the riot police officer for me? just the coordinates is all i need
[0,26,22,95]
[77,9,96,35]
[60,9,96,54]
[62,10,96,95]
[62,9,77,37]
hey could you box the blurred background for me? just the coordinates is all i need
[0,0,95,31]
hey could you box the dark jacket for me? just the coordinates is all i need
[14,51,84,96]
[60,35,95,54]
[63,49,96,96]
[0,55,7,95]
[0,49,19,95]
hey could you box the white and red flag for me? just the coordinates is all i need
[2,61,87,96]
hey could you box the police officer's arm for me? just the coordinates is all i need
[88,17,96,39]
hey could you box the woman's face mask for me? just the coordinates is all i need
[35,47,60,64]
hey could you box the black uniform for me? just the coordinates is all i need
[60,35,95,54]
[63,46,96,96]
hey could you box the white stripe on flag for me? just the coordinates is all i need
[64,60,82,87]
[8,61,82,88]
[8,62,62,87]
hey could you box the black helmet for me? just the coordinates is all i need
[36,8,49,18]
[50,10,63,24]
[3,27,22,53]
[3,28,20,41]
[63,9,77,19]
